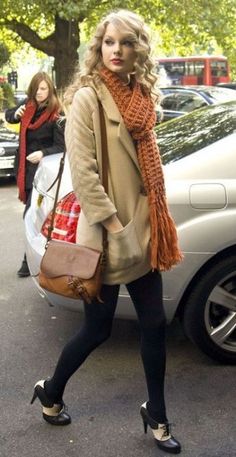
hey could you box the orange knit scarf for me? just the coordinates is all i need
[100,67,183,271]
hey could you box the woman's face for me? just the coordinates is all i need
[101,23,136,81]
[35,80,49,104]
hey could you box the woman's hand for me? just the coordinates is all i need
[102,214,123,233]
[26,150,43,164]
[14,104,26,120]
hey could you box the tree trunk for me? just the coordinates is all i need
[4,15,81,89]
[53,15,80,89]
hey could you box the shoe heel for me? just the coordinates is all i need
[140,411,148,434]
[30,390,37,405]
[143,417,148,434]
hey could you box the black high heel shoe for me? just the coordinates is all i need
[31,380,71,425]
[140,402,181,454]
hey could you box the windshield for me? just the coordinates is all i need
[156,101,236,164]
[199,87,236,102]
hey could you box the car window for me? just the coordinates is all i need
[161,94,178,111]
[156,101,236,164]
[161,91,208,112]
[175,93,208,112]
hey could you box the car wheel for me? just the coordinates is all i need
[183,255,236,364]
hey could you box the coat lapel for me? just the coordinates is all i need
[98,84,141,172]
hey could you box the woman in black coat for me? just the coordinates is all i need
[5,71,65,277]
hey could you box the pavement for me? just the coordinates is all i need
[0,180,235,457]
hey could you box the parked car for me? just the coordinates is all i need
[159,85,236,121]
[14,90,27,105]
[217,82,236,90]
[0,120,18,178]
[25,101,236,364]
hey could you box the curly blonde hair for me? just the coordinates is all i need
[64,10,159,106]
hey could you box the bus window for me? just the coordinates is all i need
[157,56,230,86]
[186,61,204,84]
[186,61,204,76]
[211,61,228,77]
[159,62,185,85]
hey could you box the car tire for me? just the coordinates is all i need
[183,255,236,364]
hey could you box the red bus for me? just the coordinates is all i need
[157,56,230,86]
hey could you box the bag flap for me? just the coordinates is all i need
[40,240,102,279]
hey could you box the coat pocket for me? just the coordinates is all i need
[107,219,142,271]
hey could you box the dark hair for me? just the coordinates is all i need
[27,72,62,113]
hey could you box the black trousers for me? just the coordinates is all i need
[45,270,167,422]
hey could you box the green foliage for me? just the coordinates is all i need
[0,42,10,68]
[0,87,4,110]
[1,0,236,78]
[0,82,15,109]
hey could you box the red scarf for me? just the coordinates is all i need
[17,100,58,203]
[100,68,183,271]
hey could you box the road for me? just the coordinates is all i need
[0,180,235,457]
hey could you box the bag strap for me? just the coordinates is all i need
[46,100,109,253]
[98,101,109,252]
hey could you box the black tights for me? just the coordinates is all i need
[45,270,167,423]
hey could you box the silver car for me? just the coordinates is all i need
[159,85,236,121]
[25,101,236,364]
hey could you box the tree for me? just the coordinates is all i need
[1,0,236,88]
[1,1,83,88]
[1,0,140,88]
[0,42,10,68]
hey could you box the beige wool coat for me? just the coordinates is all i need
[65,81,152,284]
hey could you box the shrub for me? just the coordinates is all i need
[0,82,15,110]
[0,87,4,110]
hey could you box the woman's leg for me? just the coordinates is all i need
[45,284,120,402]
[126,270,167,423]
[17,190,32,277]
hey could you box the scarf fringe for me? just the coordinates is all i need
[149,190,183,271]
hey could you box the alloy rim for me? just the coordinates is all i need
[205,271,236,353]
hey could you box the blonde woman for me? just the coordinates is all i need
[31,10,182,454]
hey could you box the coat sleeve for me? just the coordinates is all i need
[65,88,117,226]
[42,116,66,156]
[5,99,28,124]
